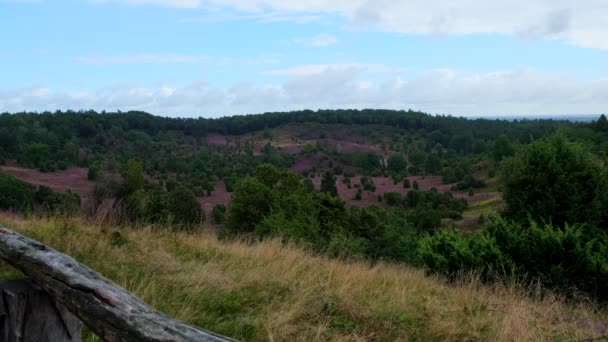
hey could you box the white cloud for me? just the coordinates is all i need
[295,33,338,47]
[30,87,50,97]
[2,66,607,116]
[97,0,608,50]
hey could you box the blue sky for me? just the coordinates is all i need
[1,0,607,117]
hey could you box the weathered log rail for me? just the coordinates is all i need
[0,226,236,342]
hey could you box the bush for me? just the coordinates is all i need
[87,165,99,180]
[227,178,275,233]
[0,172,33,212]
[418,228,504,276]
[167,187,205,230]
[212,204,227,224]
[419,216,608,299]
[224,177,237,193]
[144,188,169,224]
[501,134,608,228]
[35,187,81,216]
[451,175,486,191]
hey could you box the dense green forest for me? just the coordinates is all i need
[1,109,608,300]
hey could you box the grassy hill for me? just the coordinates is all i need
[0,213,605,341]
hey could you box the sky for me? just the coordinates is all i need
[0,0,607,117]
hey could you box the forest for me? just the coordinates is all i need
[1,109,608,303]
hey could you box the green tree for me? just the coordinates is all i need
[20,143,50,170]
[320,171,338,197]
[144,188,169,223]
[424,154,441,174]
[408,150,426,169]
[0,172,33,212]
[167,187,204,229]
[226,178,274,233]
[122,158,144,194]
[387,154,407,173]
[594,114,608,132]
[87,164,99,181]
[212,204,227,224]
[501,134,608,227]
[493,135,515,161]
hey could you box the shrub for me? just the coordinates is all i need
[212,204,227,224]
[144,188,169,224]
[501,134,608,228]
[87,165,99,180]
[418,228,504,277]
[0,172,33,212]
[486,218,608,297]
[227,178,274,233]
[320,171,338,197]
[451,175,486,191]
[167,187,205,230]
[419,217,608,300]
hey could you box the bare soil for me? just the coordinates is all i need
[0,163,94,198]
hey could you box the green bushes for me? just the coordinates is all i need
[412,134,608,300]
[142,186,205,229]
[340,152,382,172]
[501,134,608,228]
[418,228,503,276]
[212,204,227,224]
[35,186,81,216]
[167,187,205,229]
[451,175,486,191]
[487,218,608,297]
[418,217,608,299]
[0,173,81,215]
[225,164,421,262]
[382,189,467,230]
[0,172,33,212]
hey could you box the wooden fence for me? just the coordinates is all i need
[0,226,236,342]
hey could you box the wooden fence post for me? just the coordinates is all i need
[0,226,235,342]
[0,280,81,342]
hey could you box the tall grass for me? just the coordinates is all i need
[0,213,605,341]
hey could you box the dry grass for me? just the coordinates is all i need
[0,213,606,341]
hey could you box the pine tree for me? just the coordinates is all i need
[320,171,338,197]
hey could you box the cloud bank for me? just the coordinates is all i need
[2,66,606,117]
[93,0,608,50]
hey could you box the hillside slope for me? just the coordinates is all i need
[0,214,605,341]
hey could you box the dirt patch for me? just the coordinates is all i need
[0,164,95,198]
[308,175,496,208]
[307,175,451,207]
[206,133,230,146]
[453,191,501,202]
[319,139,387,155]
[278,144,303,155]
[198,180,231,215]
[291,155,316,172]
